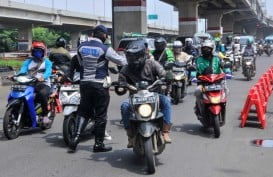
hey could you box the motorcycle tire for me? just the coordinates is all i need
[213,114,220,138]
[144,137,155,174]
[63,113,77,146]
[246,68,251,81]
[41,99,56,130]
[3,105,22,140]
[172,87,180,105]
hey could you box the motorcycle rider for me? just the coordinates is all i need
[241,38,256,73]
[151,37,175,67]
[225,35,233,52]
[119,39,173,147]
[183,37,199,58]
[194,40,223,120]
[173,40,192,63]
[232,36,241,54]
[68,25,127,152]
[49,37,71,74]
[16,41,53,124]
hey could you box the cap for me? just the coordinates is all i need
[93,25,108,34]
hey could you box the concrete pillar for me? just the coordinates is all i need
[18,27,32,51]
[206,13,223,38]
[233,21,244,35]
[112,0,147,49]
[70,31,81,51]
[222,14,234,34]
[244,23,257,36]
[177,0,198,37]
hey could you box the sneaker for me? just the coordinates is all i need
[104,130,112,141]
[43,117,52,124]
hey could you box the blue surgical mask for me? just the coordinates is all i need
[32,48,44,59]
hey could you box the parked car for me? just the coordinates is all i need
[116,33,155,56]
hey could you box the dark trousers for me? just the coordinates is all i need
[35,83,51,116]
[78,81,110,143]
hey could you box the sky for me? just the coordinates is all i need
[11,0,272,29]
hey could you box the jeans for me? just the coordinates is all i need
[120,94,172,129]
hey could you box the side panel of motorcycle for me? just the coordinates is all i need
[24,88,37,128]
[63,106,78,116]
[209,105,222,115]
[138,122,157,138]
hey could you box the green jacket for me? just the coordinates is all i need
[151,48,175,66]
[196,55,222,75]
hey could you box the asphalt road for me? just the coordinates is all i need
[1,55,273,177]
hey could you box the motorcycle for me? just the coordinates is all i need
[194,73,227,138]
[170,60,188,104]
[233,52,242,71]
[59,72,111,146]
[221,51,233,79]
[3,74,57,139]
[112,79,167,174]
[257,44,264,56]
[242,55,255,81]
[264,43,273,57]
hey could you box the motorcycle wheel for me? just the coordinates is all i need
[3,106,22,140]
[63,113,77,146]
[246,68,251,81]
[212,114,220,138]
[172,87,180,105]
[41,99,56,130]
[144,137,155,174]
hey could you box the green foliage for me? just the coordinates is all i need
[0,29,18,52]
[0,59,23,70]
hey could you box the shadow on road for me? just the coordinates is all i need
[88,148,164,175]
[0,128,47,141]
[172,123,217,138]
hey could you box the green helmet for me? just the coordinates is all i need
[246,38,254,46]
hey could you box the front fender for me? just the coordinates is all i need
[138,122,157,138]
[209,105,222,115]
[6,99,21,109]
[63,106,78,116]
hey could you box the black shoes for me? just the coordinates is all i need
[93,142,112,153]
[68,135,80,152]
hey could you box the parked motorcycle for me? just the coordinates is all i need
[194,73,227,138]
[112,79,167,174]
[242,55,255,81]
[59,73,111,146]
[3,74,57,139]
[170,60,188,104]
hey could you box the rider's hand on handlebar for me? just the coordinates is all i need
[37,77,44,82]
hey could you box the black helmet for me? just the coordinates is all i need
[226,35,233,44]
[154,37,167,51]
[56,37,66,48]
[125,40,147,69]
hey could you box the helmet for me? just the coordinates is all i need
[31,41,46,59]
[154,37,167,51]
[173,40,183,48]
[56,37,66,48]
[185,38,193,47]
[173,40,183,53]
[125,40,147,69]
[226,35,233,43]
[234,36,240,43]
[246,38,254,46]
[201,39,215,57]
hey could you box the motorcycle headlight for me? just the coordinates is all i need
[174,74,184,81]
[138,104,152,118]
[245,61,252,65]
[210,96,221,104]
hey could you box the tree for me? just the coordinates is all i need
[0,29,18,52]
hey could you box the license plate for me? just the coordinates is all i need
[132,96,156,104]
[204,84,222,91]
[11,84,27,91]
[173,67,185,72]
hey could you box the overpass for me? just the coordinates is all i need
[0,0,178,50]
[0,0,273,50]
[159,0,273,38]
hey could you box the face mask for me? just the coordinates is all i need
[202,49,212,58]
[32,48,44,59]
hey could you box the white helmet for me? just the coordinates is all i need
[173,40,183,48]
[234,36,240,43]
[201,39,215,52]
[185,38,193,46]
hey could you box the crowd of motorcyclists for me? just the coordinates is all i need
[3,24,267,173]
